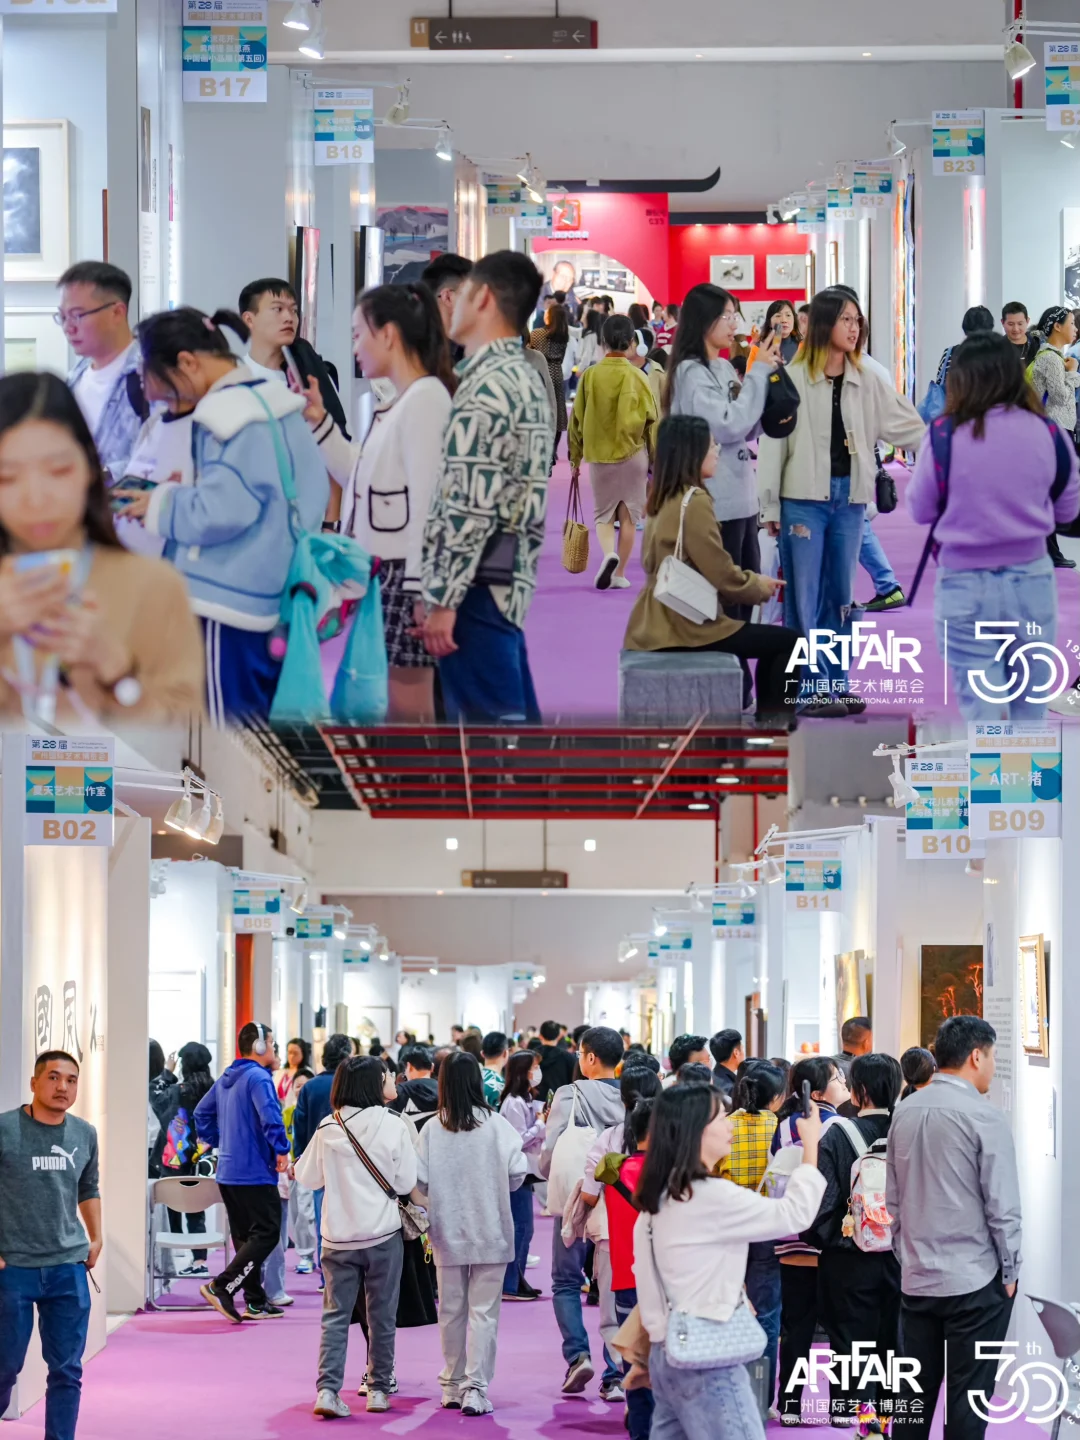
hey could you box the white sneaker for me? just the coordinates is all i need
[610,575,631,588]
[366,1390,390,1413]
[594,553,618,590]
[462,1389,494,1416]
[526,1254,540,1268]
[358,1372,398,1397]
[268,1293,294,1307]
[313,1389,351,1418]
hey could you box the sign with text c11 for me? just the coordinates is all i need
[712,885,757,939]
[1045,43,1080,132]
[904,759,984,861]
[968,722,1061,840]
[932,110,985,176]
[233,888,284,935]
[182,0,267,104]
[785,840,842,911]
[314,88,375,165]
[26,736,114,847]
[796,206,826,235]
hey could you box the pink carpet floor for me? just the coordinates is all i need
[10,1212,1042,1439]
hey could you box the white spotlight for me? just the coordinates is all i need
[652,920,667,938]
[297,5,325,59]
[1004,38,1036,81]
[386,81,410,125]
[435,127,453,161]
[888,755,921,808]
[583,838,597,852]
[203,796,224,845]
[164,786,192,833]
[290,885,309,915]
[282,0,310,29]
[184,792,213,840]
[446,837,459,851]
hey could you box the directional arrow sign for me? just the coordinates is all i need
[411,16,597,50]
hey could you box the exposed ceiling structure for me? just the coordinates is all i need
[261,723,789,820]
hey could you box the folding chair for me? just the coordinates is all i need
[147,1176,230,1311]
[1028,1294,1080,1440]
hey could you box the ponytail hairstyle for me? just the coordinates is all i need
[625,1095,655,1153]
[619,1064,661,1151]
[357,281,455,394]
[136,306,248,397]
[900,1045,936,1100]
[776,1055,842,1124]
[731,1061,785,1115]
[602,314,634,353]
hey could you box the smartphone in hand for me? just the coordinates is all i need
[801,1080,813,1117]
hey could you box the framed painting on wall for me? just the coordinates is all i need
[919,943,983,1049]
[3,119,72,284]
[1018,933,1048,1057]
[4,308,70,377]
[710,255,754,289]
[767,254,808,290]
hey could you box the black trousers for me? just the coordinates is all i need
[899,1275,1015,1440]
[817,1247,902,1418]
[718,515,763,706]
[777,1261,819,1420]
[669,623,802,723]
[167,1206,207,1262]
[214,1183,282,1308]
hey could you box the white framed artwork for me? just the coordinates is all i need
[710,254,755,289]
[767,254,808,290]
[4,308,71,376]
[3,119,72,284]
[734,300,769,336]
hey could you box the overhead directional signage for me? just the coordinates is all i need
[410,16,597,50]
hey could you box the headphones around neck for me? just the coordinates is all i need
[252,1022,268,1056]
[634,329,650,358]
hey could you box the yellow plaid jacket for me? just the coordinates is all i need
[719,1109,778,1189]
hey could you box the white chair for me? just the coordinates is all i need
[146,1176,230,1311]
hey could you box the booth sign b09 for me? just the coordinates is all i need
[25,736,114,847]
[967,723,1062,841]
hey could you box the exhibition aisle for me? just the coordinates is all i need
[525,458,1080,721]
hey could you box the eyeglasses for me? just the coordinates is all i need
[53,301,118,327]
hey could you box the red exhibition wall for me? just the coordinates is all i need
[530,193,809,311]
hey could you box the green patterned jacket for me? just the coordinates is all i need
[421,337,553,630]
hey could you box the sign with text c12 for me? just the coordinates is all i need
[1045,43,1080,132]
[904,759,984,861]
[314,88,375,164]
[182,0,267,103]
[967,722,1061,840]
[785,840,842,911]
[853,169,893,216]
[26,736,114,846]
[932,110,985,175]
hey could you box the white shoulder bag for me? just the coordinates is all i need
[653,487,718,624]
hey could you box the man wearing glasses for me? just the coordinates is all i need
[58,261,143,482]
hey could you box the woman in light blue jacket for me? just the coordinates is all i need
[117,307,329,723]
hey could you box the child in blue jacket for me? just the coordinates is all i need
[116,306,329,723]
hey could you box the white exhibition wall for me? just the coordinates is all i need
[148,860,227,1071]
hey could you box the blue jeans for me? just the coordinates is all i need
[503,1184,534,1294]
[859,515,898,596]
[745,1243,782,1406]
[934,556,1058,720]
[0,1263,91,1440]
[615,1286,655,1440]
[260,1196,290,1302]
[438,586,541,725]
[650,1343,766,1440]
[779,476,866,691]
[550,1225,620,1382]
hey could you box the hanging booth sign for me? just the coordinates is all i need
[968,723,1062,840]
[182,0,267,103]
[904,759,984,861]
[233,888,284,935]
[1046,44,1080,131]
[343,943,370,965]
[853,169,893,215]
[932,110,985,176]
[712,885,757,939]
[827,187,855,219]
[785,840,842,911]
[656,928,692,952]
[313,88,375,164]
[796,206,826,235]
[26,736,114,847]
[295,913,335,940]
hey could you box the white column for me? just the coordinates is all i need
[870,817,903,1059]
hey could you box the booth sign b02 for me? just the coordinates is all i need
[25,736,114,847]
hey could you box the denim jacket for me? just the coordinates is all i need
[68,342,143,483]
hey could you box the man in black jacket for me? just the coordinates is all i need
[537,1019,575,1099]
[238,278,350,437]
[390,1045,439,1128]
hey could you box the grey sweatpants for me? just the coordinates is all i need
[436,1262,506,1400]
[317,1234,403,1395]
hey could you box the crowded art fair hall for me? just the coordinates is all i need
[0,1,1078,1438]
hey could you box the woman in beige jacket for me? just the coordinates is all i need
[624,415,798,723]
[0,371,203,725]
[756,289,924,713]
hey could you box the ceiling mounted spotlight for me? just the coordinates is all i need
[435,126,453,161]
[386,80,411,125]
[184,792,214,841]
[282,0,310,29]
[764,857,783,884]
[164,783,192,834]
[203,796,225,846]
[652,919,668,938]
[1004,37,1036,81]
[888,754,921,809]
[516,152,546,203]
[289,885,309,915]
[297,2,325,59]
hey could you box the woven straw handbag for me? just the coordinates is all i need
[562,472,590,573]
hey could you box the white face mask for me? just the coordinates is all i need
[530,1071,541,1089]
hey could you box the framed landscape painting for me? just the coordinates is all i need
[3,120,71,283]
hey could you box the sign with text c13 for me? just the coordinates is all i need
[905,758,984,861]
[183,0,267,103]
[785,840,842,911]
[932,110,985,176]
[314,88,375,164]
[1045,43,1080,132]
[26,736,114,846]
[967,722,1061,840]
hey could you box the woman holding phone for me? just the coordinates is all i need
[0,371,203,722]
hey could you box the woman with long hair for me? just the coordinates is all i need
[624,414,801,724]
[302,282,454,722]
[116,306,329,724]
[908,332,1079,719]
[295,1055,417,1420]
[900,1046,936,1099]
[162,1042,215,1276]
[633,1083,826,1439]
[1030,305,1080,436]
[529,301,570,462]
[802,1054,904,1422]
[762,299,801,364]
[0,371,203,722]
[416,1051,527,1416]
[758,288,924,714]
[575,307,606,379]
[498,1049,546,1302]
[665,283,781,603]
[569,313,658,590]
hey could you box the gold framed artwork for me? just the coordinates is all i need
[1018,933,1048,1057]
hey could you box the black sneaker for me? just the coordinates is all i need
[242,1302,285,1319]
[199,1280,243,1324]
[862,585,906,611]
[562,1355,594,1394]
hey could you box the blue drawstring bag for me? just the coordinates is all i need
[917,346,952,423]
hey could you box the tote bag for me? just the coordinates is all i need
[562,472,590,573]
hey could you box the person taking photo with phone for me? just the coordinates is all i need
[0,1050,102,1440]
